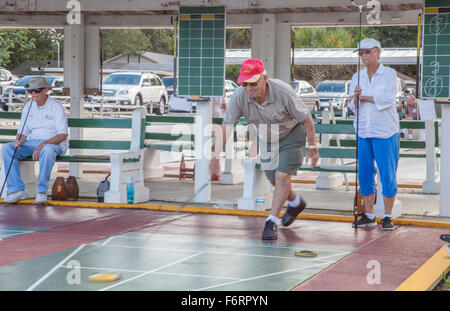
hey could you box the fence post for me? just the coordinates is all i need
[315,109,344,189]
[422,119,440,194]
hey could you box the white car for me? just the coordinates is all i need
[102,72,168,114]
[292,80,320,111]
[0,68,18,95]
[169,80,238,113]
[224,79,238,104]
[316,80,351,111]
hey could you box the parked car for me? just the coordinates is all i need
[224,79,238,104]
[1,75,63,111]
[161,76,174,96]
[102,72,168,115]
[292,80,320,111]
[0,68,18,93]
[169,80,238,113]
[316,80,351,111]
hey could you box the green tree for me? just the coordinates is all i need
[142,29,174,54]
[101,29,151,60]
[225,64,240,82]
[0,29,62,70]
[226,28,251,49]
[294,27,355,48]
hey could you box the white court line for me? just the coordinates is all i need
[26,244,86,291]
[101,236,116,246]
[0,229,34,233]
[60,265,241,281]
[88,242,351,262]
[98,251,205,291]
[192,260,335,291]
[0,233,28,238]
[111,235,354,253]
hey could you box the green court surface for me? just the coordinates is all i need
[0,232,354,291]
[0,225,45,241]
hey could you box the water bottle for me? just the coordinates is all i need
[256,196,265,210]
[126,176,135,204]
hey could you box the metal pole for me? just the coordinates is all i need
[416,13,422,98]
[57,41,61,68]
[351,0,367,229]
[173,17,178,97]
[291,26,295,87]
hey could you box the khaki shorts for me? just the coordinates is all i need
[260,122,306,183]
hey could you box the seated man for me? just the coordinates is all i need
[1,76,69,204]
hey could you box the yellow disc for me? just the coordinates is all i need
[88,272,120,283]
[295,250,317,257]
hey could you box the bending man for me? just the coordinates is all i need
[210,59,319,240]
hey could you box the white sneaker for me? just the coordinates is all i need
[3,190,27,203]
[35,192,48,204]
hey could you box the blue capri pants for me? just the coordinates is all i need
[357,133,399,197]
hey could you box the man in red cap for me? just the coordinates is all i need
[210,58,319,240]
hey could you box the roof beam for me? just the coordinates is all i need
[0,9,420,28]
[0,0,423,13]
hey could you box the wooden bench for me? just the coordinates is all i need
[142,115,249,184]
[0,108,149,204]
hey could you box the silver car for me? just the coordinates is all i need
[292,80,320,111]
[316,80,351,111]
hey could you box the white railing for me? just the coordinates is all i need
[1,86,146,118]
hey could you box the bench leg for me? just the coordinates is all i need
[143,148,164,179]
[220,158,245,185]
[315,171,344,189]
[0,158,36,199]
[104,150,150,204]
[423,119,439,194]
[237,158,272,211]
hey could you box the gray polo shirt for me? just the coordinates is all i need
[223,78,310,143]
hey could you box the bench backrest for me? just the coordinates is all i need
[0,110,145,152]
[143,115,246,147]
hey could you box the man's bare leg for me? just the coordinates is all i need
[262,171,294,240]
[269,171,293,218]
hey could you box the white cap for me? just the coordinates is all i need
[353,38,381,52]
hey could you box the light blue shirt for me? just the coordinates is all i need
[348,63,399,138]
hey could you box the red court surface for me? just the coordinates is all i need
[0,202,448,292]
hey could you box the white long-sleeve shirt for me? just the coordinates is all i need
[347,63,399,138]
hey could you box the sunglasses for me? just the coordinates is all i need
[241,76,263,87]
[359,49,374,56]
[28,88,45,94]
[241,81,259,87]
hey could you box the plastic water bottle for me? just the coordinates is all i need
[256,196,265,210]
[126,176,135,204]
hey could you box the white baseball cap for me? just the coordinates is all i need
[353,38,381,52]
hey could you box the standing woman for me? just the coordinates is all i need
[348,38,399,231]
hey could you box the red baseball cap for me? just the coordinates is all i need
[237,58,265,84]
